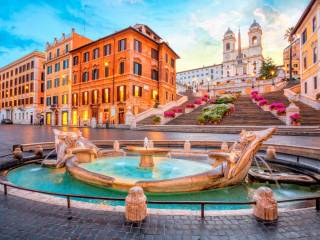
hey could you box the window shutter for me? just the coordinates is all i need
[123,85,127,101]
[139,86,142,97]
[117,86,120,102]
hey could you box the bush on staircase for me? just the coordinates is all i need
[197,103,234,125]
[215,94,236,104]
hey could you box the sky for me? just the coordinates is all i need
[0,0,310,71]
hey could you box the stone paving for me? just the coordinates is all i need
[0,125,320,156]
[0,194,320,240]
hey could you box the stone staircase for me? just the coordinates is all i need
[220,96,284,126]
[262,85,320,126]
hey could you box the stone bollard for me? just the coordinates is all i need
[34,145,44,158]
[221,142,229,152]
[13,147,23,160]
[125,186,147,222]
[265,146,277,160]
[253,187,278,222]
[184,140,191,152]
[113,140,120,152]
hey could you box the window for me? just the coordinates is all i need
[56,48,60,57]
[52,96,58,105]
[73,56,79,65]
[82,72,89,82]
[102,88,111,103]
[31,61,34,68]
[132,85,142,97]
[171,58,175,68]
[72,93,78,106]
[302,29,307,44]
[73,74,77,84]
[117,85,126,102]
[152,90,158,100]
[54,63,60,72]
[165,71,169,82]
[105,66,109,77]
[305,82,308,94]
[134,39,142,52]
[313,47,317,64]
[151,69,158,80]
[119,61,125,74]
[82,91,89,105]
[83,52,90,62]
[54,78,60,87]
[92,90,99,104]
[151,48,158,60]
[47,66,52,74]
[313,16,317,32]
[65,44,69,53]
[62,76,68,85]
[103,44,112,56]
[92,69,99,80]
[118,39,127,51]
[63,59,69,69]
[93,48,99,59]
[165,53,168,63]
[226,43,230,51]
[47,80,52,89]
[46,97,51,106]
[314,76,318,90]
[48,52,52,60]
[62,94,68,105]
[133,62,142,75]
[304,56,307,69]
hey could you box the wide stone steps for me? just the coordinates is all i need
[262,87,320,126]
[220,96,284,126]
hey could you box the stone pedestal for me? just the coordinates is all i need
[184,140,191,152]
[139,154,154,168]
[13,147,23,160]
[265,146,276,160]
[125,186,147,222]
[113,140,120,152]
[286,102,300,125]
[221,142,229,152]
[253,187,278,222]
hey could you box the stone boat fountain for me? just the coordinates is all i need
[42,128,277,193]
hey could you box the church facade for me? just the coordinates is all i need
[222,20,263,79]
[176,20,264,88]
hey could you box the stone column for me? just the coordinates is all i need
[125,186,147,222]
[285,102,300,125]
[253,187,278,222]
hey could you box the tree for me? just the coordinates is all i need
[284,27,295,81]
[259,57,277,80]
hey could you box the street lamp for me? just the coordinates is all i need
[270,70,275,86]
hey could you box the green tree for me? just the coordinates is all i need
[259,57,277,80]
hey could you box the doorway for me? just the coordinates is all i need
[118,108,125,124]
[62,111,68,126]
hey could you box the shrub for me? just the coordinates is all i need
[186,103,195,108]
[152,115,161,124]
[197,115,206,124]
[216,94,236,104]
[164,111,175,118]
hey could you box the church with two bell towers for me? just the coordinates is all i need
[222,20,264,79]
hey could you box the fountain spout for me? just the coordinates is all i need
[144,137,149,149]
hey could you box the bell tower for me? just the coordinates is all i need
[223,28,236,62]
[248,19,262,47]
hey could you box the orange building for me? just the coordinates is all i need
[283,38,300,79]
[0,51,45,124]
[44,29,92,126]
[70,24,179,126]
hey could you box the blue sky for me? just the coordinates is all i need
[0,0,309,71]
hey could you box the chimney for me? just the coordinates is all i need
[71,28,75,33]
[62,33,65,39]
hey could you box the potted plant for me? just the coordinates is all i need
[290,113,301,126]
[152,115,161,125]
[164,111,176,118]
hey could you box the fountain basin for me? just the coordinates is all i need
[65,155,226,193]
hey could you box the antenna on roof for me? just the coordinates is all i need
[83,4,87,35]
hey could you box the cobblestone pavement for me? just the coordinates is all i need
[0,125,320,156]
[0,194,319,240]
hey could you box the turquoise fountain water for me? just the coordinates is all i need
[7,163,320,210]
[81,156,213,181]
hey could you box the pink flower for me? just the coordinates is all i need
[173,107,183,113]
[186,103,195,108]
[259,99,268,106]
[251,91,258,96]
[164,111,176,118]
[270,103,286,110]
[276,107,286,114]
[194,99,202,105]
[290,113,301,121]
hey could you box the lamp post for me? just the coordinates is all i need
[270,70,275,86]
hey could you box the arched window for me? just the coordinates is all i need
[252,36,258,46]
[82,72,89,82]
[226,43,231,51]
[92,69,99,80]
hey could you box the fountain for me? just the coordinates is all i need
[125,137,169,169]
